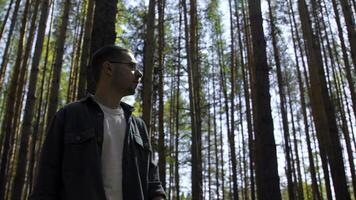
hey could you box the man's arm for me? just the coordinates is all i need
[135,117,166,200]
[147,152,166,200]
[29,109,65,200]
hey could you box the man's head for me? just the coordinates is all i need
[91,45,142,97]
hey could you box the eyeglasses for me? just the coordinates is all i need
[108,61,142,77]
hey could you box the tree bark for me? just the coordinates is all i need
[142,0,156,134]
[77,0,94,99]
[329,0,356,121]
[0,0,30,197]
[0,0,21,94]
[287,2,323,200]
[188,0,203,199]
[0,0,15,41]
[88,0,118,94]
[46,0,71,128]
[248,0,282,199]
[174,2,182,199]
[212,60,220,200]
[338,0,356,74]
[158,0,166,190]
[11,0,43,198]
[234,1,255,199]
[266,1,295,199]
[228,0,239,199]
[298,0,351,199]
[29,1,54,191]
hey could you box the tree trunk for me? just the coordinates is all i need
[11,0,43,197]
[29,1,55,191]
[0,0,21,94]
[142,0,156,134]
[286,80,305,200]
[247,0,282,199]
[207,91,212,200]
[266,1,295,199]
[298,0,351,199]
[67,6,84,103]
[188,0,203,199]
[88,0,118,94]
[0,0,31,197]
[234,1,255,199]
[287,1,322,200]
[158,0,166,191]
[329,0,356,121]
[46,0,71,128]
[77,0,94,99]
[338,0,356,74]
[212,61,220,200]
[228,0,239,199]
[0,0,15,41]
[174,2,182,199]
[218,89,225,200]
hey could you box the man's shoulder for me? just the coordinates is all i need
[64,100,86,109]
[55,99,94,121]
[55,100,96,131]
[131,116,147,129]
[58,100,87,115]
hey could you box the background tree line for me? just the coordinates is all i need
[0,0,355,199]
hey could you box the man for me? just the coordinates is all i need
[30,45,166,200]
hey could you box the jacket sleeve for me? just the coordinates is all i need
[148,153,166,200]
[135,117,166,200]
[29,109,65,200]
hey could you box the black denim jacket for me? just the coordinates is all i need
[30,95,166,200]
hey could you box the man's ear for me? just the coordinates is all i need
[102,61,113,76]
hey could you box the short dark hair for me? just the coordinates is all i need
[91,45,129,83]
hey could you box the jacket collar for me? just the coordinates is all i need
[79,93,135,114]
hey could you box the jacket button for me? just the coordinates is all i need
[75,136,81,141]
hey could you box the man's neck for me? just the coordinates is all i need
[94,89,123,109]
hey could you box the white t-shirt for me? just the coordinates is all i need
[95,100,126,200]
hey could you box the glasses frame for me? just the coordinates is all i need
[108,61,143,77]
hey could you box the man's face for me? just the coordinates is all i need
[108,51,142,96]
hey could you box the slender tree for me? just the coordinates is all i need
[158,0,166,190]
[0,0,31,197]
[77,0,94,99]
[0,0,21,94]
[328,0,356,120]
[0,0,15,41]
[234,1,255,199]
[188,0,203,199]
[29,1,55,192]
[174,2,183,199]
[11,0,44,198]
[142,0,156,133]
[298,0,351,199]
[46,0,71,127]
[266,1,295,199]
[338,0,356,74]
[228,0,239,199]
[248,0,282,199]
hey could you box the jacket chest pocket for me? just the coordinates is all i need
[63,128,98,171]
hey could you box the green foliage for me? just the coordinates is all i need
[0,0,7,13]
[115,0,129,46]
[117,0,146,54]
[133,100,142,117]
[206,0,223,35]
